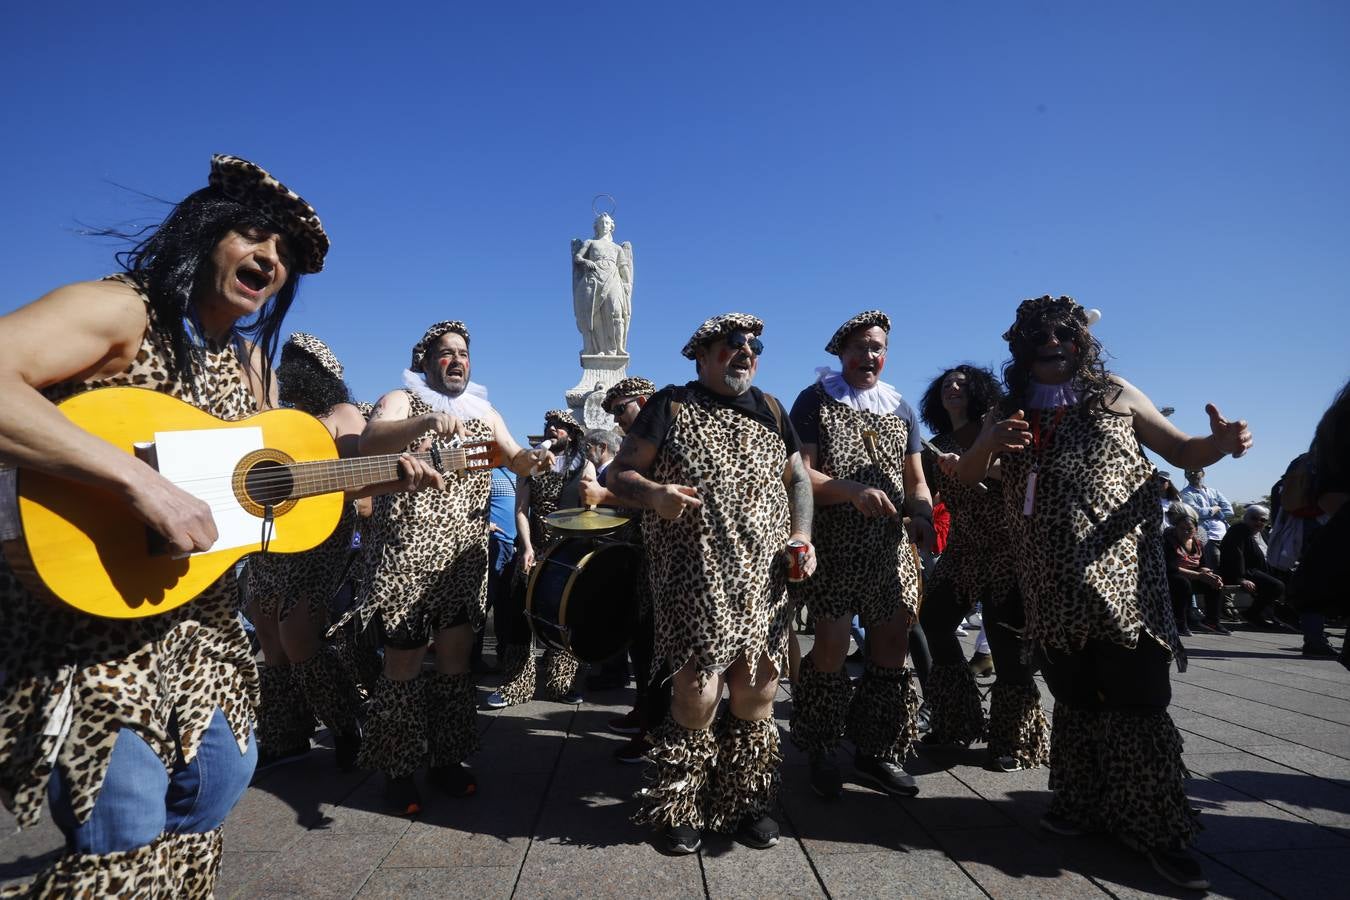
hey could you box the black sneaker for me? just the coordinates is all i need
[559,690,585,705]
[853,753,919,797]
[334,730,362,772]
[1146,845,1210,890]
[809,753,842,799]
[608,709,643,734]
[614,734,653,764]
[428,762,477,798]
[916,701,932,734]
[1038,811,1087,836]
[385,774,422,817]
[737,813,780,849]
[663,823,701,855]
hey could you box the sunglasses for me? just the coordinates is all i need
[725,332,765,356]
[1028,324,1077,345]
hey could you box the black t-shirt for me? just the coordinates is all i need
[627,381,800,457]
[788,384,922,455]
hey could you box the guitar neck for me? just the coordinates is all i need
[284,447,473,499]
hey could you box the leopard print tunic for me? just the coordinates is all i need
[356,391,493,645]
[248,502,359,619]
[794,384,919,624]
[0,276,258,829]
[998,403,1177,659]
[643,390,792,687]
[927,431,1017,610]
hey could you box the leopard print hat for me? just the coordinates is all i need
[208,155,329,274]
[284,332,343,379]
[680,312,764,359]
[824,310,891,355]
[544,408,583,438]
[602,376,658,413]
[410,320,471,370]
[1001,295,1086,343]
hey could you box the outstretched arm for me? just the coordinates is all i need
[1114,376,1252,467]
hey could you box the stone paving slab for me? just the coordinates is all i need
[2,624,1348,898]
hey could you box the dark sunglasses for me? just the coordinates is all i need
[725,332,765,356]
[1028,324,1077,345]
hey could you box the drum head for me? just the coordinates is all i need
[527,538,640,663]
[545,507,631,536]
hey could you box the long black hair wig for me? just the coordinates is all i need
[919,364,1004,435]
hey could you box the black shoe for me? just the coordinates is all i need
[1039,811,1087,836]
[255,742,311,772]
[737,813,780,849]
[428,762,477,797]
[1201,620,1231,635]
[614,734,653,764]
[334,730,362,772]
[853,753,919,797]
[608,709,643,734]
[1176,623,1193,637]
[663,824,701,855]
[809,753,842,799]
[558,690,585,705]
[1146,845,1210,890]
[916,701,932,734]
[1303,641,1340,658]
[385,774,422,816]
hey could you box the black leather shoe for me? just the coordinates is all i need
[854,753,919,797]
[737,814,780,849]
[664,824,701,855]
[1147,845,1209,890]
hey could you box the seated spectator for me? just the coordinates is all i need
[1221,505,1290,630]
[1164,503,1227,636]
[1181,467,1232,568]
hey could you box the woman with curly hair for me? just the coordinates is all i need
[956,295,1252,891]
[919,365,1051,772]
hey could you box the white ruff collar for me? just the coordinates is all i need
[816,367,905,416]
[1026,379,1081,409]
[401,369,495,420]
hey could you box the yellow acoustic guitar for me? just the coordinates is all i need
[3,386,498,619]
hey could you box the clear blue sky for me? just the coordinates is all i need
[4,1,1346,503]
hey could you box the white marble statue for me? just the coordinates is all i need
[571,213,634,356]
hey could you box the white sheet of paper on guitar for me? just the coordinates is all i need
[154,427,276,555]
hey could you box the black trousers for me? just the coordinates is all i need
[920,581,1036,687]
[1245,570,1286,618]
[1038,637,1172,712]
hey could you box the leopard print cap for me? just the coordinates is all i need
[410,320,470,370]
[824,310,891,355]
[285,332,342,379]
[208,154,328,274]
[602,376,658,413]
[680,312,764,359]
[544,408,582,436]
[1001,295,1086,343]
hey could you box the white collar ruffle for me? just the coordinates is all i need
[401,369,495,420]
[1026,379,1081,409]
[816,367,905,416]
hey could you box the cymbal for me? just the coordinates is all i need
[545,506,632,535]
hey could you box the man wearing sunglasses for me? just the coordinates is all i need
[610,312,816,856]
[787,310,934,801]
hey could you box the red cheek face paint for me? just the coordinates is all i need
[873,357,885,375]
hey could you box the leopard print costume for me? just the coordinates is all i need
[926,431,1017,611]
[356,390,493,644]
[643,389,793,686]
[0,826,224,899]
[986,682,1050,770]
[0,277,256,893]
[793,384,920,624]
[248,502,359,619]
[495,461,584,704]
[998,404,1177,659]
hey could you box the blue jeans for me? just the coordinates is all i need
[47,709,257,854]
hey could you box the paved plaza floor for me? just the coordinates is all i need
[3,625,1348,898]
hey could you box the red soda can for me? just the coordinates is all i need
[787,540,809,582]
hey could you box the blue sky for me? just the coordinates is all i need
[3,1,1346,503]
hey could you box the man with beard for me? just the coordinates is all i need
[610,313,816,855]
[354,321,552,815]
[486,410,589,708]
[956,295,1252,891]
[788,311,934,799]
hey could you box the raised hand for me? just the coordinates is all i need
[1206,403,1252,458]
[984,408,1032,453]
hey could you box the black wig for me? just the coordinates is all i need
[919,364,1004,435]
[277,345,354,418]
[113,187,301,400]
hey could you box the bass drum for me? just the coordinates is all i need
[526,538,640,663]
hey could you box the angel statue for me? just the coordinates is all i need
[571,212,634,356]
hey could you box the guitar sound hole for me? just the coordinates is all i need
[245,460,294,507]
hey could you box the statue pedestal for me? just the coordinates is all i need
[566,354,629,429]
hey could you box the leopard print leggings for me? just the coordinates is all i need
[293,646,360,737]
[789,653,853,756]
[705,715,781,833]
[494,643,581,706]
[358,676,426,778]
[255,664,315,755]
[3,827,222,899]
[922,662,987,747]
[634,716,717,830]
[425,671,478,768]
[847,661,920,764]
[986,682,1050,769]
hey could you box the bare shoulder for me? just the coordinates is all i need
[1105,373,1143,414]
[369,389,412,421]
[322,402,368,438]
[0,279,149,386]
